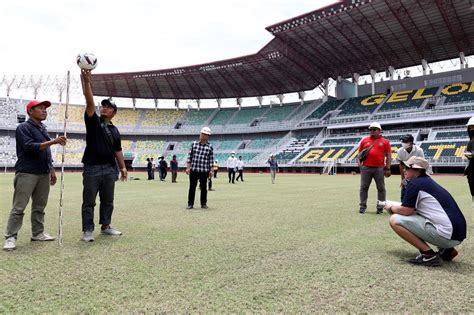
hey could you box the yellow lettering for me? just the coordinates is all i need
[442,83,468,96]
[360,94,386,106]
[456,146,467,158]
[348,150,359,161]
[300,149,323,162]
[412,88,434,100]
[429,144,455,160]
[470,81,474,93]
[386,90,413,103]
[321,149,336,161]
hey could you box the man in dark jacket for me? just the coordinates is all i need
[3,100,66,251]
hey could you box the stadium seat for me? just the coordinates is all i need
[141,109,185,127]
[230,107,268,124]
[378,87,439,112]
[440,81,474,104]
[263,104,298,122]
[338,94,386,116]
[210,109,237,125]
[184,109,215,125]
[305,99,344,120]
[420,141,468,160]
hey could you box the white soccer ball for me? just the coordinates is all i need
[76,53,98,70]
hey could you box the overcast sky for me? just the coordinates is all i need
[0,0,336,75]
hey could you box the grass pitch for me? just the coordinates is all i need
[0,172,472,313]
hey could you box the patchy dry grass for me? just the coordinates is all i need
[0,172,472,313]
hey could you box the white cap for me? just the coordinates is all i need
[231,151,235,154]
[200,126,212,135]
[466,117,474,126]
[369,122,382,130]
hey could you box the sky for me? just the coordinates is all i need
[0,0,336,74]
[0,0,470,108]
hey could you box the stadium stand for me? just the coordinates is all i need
[305,99,345,120]
[434,130,466,140]
[141,109,185,127]
[135,140,166,151]
[263,104,298,122]
[338,94,385,116]
[378,87,439,112]
[210,109,236,125]
[218,140,242,150]
[111,109,141,128]
[420,141,468,160]
[183,109,215,125]
[440,81,474,104]
[230,107,268,124]
[321,137,361,145]
[246,138,277,149]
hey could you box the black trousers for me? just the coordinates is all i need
[236,170,244,181]
[228,169,235,183]
[213,170,218,178]
[188,171,209,206]
[81,164,116,232]
[468,175,474,196]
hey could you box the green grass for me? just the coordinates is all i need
[0,172,473,313]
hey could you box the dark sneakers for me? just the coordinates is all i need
[201,205,208,209]
[359,208,366,214]
[376,209,384,215]
[408,253,442,267]
[439,248,458,261]
[186,205,193,209]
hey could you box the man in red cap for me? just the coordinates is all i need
[80,69,127,242]
[3,100,67,251]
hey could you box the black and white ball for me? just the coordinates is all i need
[76,53,98,70]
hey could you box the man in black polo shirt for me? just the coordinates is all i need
[81,69,128,242]
[3,100,67,251]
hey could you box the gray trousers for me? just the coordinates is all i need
[4,172,51,238]
[359,166,386,211]
[81,164,116,232]
[270,170,277,183]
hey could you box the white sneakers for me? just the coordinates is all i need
[3,237,16,251]
[3,232,55,251]
[31,232,56,241]
[82,231,95,242]
[100,227,122,236]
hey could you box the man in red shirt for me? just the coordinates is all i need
[357,122,392,214]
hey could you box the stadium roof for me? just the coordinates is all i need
[90,0,474,100]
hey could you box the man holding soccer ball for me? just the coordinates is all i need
[80,69,127,242]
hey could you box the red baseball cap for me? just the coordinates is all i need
[26,100,51,112]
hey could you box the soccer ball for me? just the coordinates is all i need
[76,53,98,70]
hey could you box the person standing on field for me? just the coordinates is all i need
[3,100,67,251]
[357,122,391,214]
[80,69,127,242]
[186,127,214,209]
[227,151,237,184]
[396,134,424,201]
[268,154,279,184]
[170,155,178,183]
[235,156,244,182]
[213,159,219,178]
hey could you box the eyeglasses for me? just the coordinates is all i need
[369,128,378,131]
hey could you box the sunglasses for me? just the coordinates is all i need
[369,128,378,131]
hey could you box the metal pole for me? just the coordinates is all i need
[58,71,70,245]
